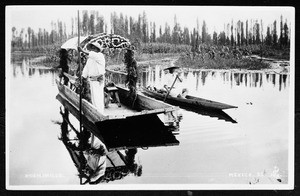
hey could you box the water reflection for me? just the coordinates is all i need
[9,55,290,185]
[12,56,57,78]
[140,68,289,92]
[58,107,142,184]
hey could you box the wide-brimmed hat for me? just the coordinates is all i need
[90,42,102,51]
[163,66,181,72]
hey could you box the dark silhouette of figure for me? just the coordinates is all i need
[57,49,70,85]
[124,48,138,107]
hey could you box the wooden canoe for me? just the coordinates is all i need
[141,87,237,111]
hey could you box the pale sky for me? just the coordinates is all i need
[7,6,294,39]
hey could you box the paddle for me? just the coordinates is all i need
[163,74,182,101]
[77,10,83,133]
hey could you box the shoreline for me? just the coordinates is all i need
[14,53,290,75]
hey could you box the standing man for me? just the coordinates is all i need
[57,48,70,85]
[78,42,106,113]
[124,48,138,105]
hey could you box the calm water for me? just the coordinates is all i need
[8,56,291,187]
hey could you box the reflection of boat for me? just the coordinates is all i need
[141,87,238,111]
[58,107,142,184]
[183,106,237,123]
[56,74,180,150]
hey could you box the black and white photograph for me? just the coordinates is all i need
[5,5,294,190]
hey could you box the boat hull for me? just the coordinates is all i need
[56,79,180,150]
[141,87,237,111]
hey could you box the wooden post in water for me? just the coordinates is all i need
[78,10,83,133]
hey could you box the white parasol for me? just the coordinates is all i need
[61,36,88,50]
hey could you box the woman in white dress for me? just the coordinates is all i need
[78,42,106,113]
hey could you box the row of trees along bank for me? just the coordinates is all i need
[11,10,290,53]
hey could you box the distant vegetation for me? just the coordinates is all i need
[11,10,290,70]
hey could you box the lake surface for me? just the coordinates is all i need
[7,55,292,188]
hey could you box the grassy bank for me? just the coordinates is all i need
[12,42,288,71]
[175,55,270,70]
[237,45,290,60]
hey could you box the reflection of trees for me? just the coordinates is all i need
[211,71,215,78]
[184,72,188,78]
[28,68,35,76]
[201,71,208,85]
[259,73,263,87]
[12,56,58,78]
[234,73,240,86]
[195,71,200,90]
[282,74,287,89]
[244,73,248,87]
[272,74,276,86]
[58,106,142,185]
[139,66,289,92]
[141,71,147,87]
[240,73,244,84]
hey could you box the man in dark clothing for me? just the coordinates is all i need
[57,48,70,85]
[124,48,138,106]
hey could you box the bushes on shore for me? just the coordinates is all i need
[13,42,286,71]
[140,43,191,54]
[175,55,270,70]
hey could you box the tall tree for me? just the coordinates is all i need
[230,20,234,46]
[137,14,142,40]
[237,20,241,46]
[89,12,95,35]
[213,31,218,45]
[158,25,162,42]
[95,14,104,33]
[245,20,248,45]
[172,15,180,44]
[152,22,156,42]
[265,26,272,45]
[260,19,263,44]
[255,21,260,44]
[183,27,190,45]
[27,27,31,48]
[201,20,208,44]
[125,15,129,37]
[279,15,283,48]
[272,20,278,46]
[218,31,226,45]
[142,11,148,42]
[129,16,134,38]
[164,23,171,43]
[241,21,245,45]
[283,19,289,47]
[71,17,74,36]
[82,10,89,35]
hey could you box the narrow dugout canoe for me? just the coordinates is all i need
[141,87,237,111]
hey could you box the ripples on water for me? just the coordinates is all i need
[8,56,291,186]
